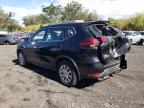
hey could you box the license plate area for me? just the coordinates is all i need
[101,64,120,77]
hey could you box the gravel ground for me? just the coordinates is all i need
[0,45,144,108]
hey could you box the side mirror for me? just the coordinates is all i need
[122,32,126,36]
[20,36,31,42]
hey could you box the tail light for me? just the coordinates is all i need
[88,72,101,77]
[101,37,107,43]
[79,37,99,47]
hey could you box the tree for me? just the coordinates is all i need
[42,3,62,23]
[61,1,99,21]
[0,7,9,29]
[109,12,144,31]
[42,1,100,23]
[7,19,21,32]
[23,14,48,26]
[0,7,20,32]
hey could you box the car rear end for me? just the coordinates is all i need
[139,31,144,45]
[7,35,19,44]
[75,22,131,79]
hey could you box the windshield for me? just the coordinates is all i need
[7,35,15,38]
[133,32,140,35]
[140,32,144,35]
[124,32,133,36]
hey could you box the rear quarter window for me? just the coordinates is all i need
[65,27,77,39]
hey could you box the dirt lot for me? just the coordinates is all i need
[0,45,144,108]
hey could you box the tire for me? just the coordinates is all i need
[57,60,78,87]
[5,41,10,45]
[142,41,144,46]
[141,39,144,45]
[130,39,132,44]
[138,39,143,45]
[17,51,28,67]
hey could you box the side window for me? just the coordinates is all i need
[68,27,76,38]
[0,35,4,38]
[46,28,64,41]
[32,30,46,41]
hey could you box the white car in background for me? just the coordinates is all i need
[123,31,143,44]
[0,31,8,35]
[139,31,144,45]
[139,31,144,38]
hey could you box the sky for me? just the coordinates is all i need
[1,0,144,25]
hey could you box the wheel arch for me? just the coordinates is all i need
[17,49,23,55]
[4,40,10,44]
[17,49,26,58]
[56,56,80,80]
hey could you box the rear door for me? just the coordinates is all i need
[96,24,131,56]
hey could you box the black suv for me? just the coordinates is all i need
[17,21,131,86]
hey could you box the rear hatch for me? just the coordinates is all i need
[95,24,131,58]
[83,23,131,67]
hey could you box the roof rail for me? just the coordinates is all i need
[62,20,85,23]
[86,20,110,25]
[43,20,85,27]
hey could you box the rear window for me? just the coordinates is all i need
[85,25,102,37]
[140,32,144,35]
[96,25,119,36]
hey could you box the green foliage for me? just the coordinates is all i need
[42,3,62,23]
[21,24,44,32]
[61,1,84,21]
[23,14,48,26]
[109,12,144,31]
[21,1,144,32]
[0,7,20,32]
[0,7,9,29]
[23,1,100,26]
[7,19,21,32]
[61,1,100,21]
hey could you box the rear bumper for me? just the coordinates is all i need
[10,40,19,44]
[88,64,120,78]
[78,61,120,79]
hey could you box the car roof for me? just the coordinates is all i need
[0,34,8,36]
[43,21,109,28]
[44,22,85,28]
[123,31,138,32]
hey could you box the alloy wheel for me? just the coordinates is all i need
[59,65,73,84]
[18,52,25,66]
